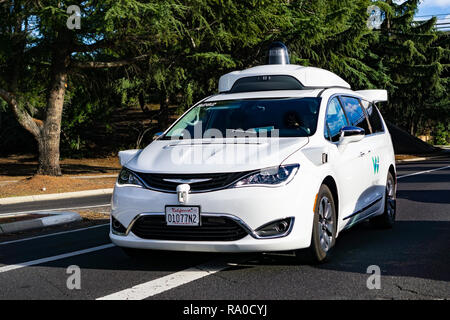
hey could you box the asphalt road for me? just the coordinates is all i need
[0,158,448,300]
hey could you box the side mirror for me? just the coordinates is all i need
[153,131,164,141]
[118,149,142,166]
[339,126,365,145]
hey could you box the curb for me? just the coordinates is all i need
[0,211,82,234]
[396,153,449,164]
[0,188,113,205]
[396,157,429,163]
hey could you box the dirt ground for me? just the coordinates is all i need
[78,209,110,221]
[0,155,120,198]
[0,175,117,198]
[0,154,120,178]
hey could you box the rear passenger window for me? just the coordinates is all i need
[340,96,370,134]
[362,100,384,133]
[325,97,348,142]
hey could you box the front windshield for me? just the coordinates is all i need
[163,97,321,139]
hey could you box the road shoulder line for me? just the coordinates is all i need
[0,243,115,273]
[97,260,231,300]
[0,223,109,246]
[397,165,450,179]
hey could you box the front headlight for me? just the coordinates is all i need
[117,168,144,187]
[233,164,299,187]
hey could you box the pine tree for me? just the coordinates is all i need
[284,0,390,90]
[373,0,449,135]
[120,0,292,129]
[0,0,187,175]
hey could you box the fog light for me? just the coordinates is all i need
[111,216,127,235]
[255,218,293,238]
[275,221,288,232]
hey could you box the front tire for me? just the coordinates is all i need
[296,184,337,264]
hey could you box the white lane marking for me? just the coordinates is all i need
[0,223,109,246]
[0,243,115,273]
[397,165,450,179]
[0,204,111,216]
[97,260,230,300]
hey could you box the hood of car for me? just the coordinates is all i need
[125,138,309,173]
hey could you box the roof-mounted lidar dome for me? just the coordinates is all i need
[267,41,290,65]
[218,42,351,93]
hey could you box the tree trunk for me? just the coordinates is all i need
[37,131,62,175]
[158,93,170,130]
[138,92,149,114]
[36,50,69,176]
[409,118,416,136]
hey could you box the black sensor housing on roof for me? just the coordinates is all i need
[229,75,304,93]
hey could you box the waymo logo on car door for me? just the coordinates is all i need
[372,156,380,174]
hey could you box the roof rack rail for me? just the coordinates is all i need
[316,86,353,97]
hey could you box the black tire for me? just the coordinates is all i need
[370,172,396,228]
[295,184,337,264]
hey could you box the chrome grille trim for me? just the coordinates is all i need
[120,212,295,240]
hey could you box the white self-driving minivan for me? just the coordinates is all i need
[110,43,396,263]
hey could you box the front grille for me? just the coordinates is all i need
[131,215,249,241]
[135,171,252,192]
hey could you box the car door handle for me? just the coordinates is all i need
[360,150,371,157]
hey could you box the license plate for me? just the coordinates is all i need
[165,206,200,226]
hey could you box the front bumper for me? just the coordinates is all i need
[111,228,306,253]
[109,175,318,252]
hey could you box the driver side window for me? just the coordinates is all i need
[324,97,349,142]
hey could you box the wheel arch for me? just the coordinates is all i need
[388,164,397,188]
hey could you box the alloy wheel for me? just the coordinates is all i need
[386,178,396,220]
[318,196,334,252]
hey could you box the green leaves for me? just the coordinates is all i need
[373,0,448,135]
[189,53,237,68]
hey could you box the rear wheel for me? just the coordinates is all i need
[295,184,337,264]
[370,172,396,228]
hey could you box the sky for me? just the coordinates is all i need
[416,0,450,30]
[392,0,450,30]
[415,0,450,17]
